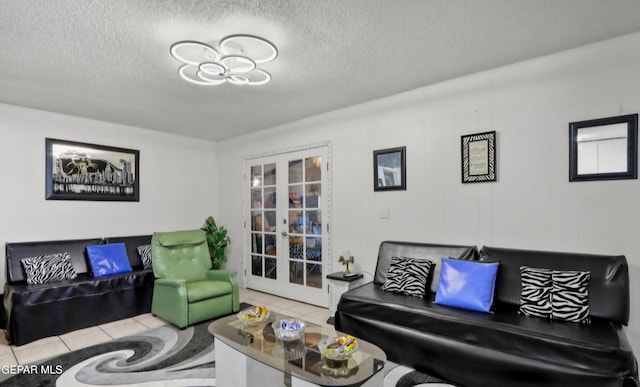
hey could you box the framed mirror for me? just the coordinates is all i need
[569,114,638,182]
[373,146,406,191]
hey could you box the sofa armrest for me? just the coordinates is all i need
[206,270,240,312]
[207,270,234,282]
[154,278,186,288]
[152,278,188,327]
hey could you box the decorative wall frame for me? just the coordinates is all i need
[45,138,140,201]
[569,114,638,182]
[373,146,406,191]
[461,131,496,183]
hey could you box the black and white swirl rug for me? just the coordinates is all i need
[0,317,457,386]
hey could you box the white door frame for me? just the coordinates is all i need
[242,142,333,306]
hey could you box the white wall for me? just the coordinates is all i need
[216,32,640,354]
[0,103,218,288]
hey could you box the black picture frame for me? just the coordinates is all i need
[461,131,496,183]
[45,138,140,201]
[569,114,638,182]
[373,146,406,191]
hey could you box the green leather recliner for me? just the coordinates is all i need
[151,229,239,328]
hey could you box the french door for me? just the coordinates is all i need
[245,146,330,306]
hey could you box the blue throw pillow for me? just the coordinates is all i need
[434,258,499,313]
[86,243,133,277]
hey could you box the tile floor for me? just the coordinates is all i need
[0,288,332,366]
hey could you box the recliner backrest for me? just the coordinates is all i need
[151,230,211,283]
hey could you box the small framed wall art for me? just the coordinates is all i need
[569,114,638,182]
[45,138,140,201]
[373,146,406,191]
[461,131,496,183]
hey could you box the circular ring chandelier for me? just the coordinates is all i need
[170,34,277,86]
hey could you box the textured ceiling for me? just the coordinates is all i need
[2,1,640,141]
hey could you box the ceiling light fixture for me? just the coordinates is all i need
[170,34,277,86]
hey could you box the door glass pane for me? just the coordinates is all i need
[308,210,321,234]
[306,263,322,288]
[289,261,304,285]
[265,257,277,279]
[289,210,302,234]
[289,237,304,259]
[264,163,276,185]
[250,163,276,281]
[305,185,320,208]
[264,233,276,256]
[250,211,262,231]
[306,237,322,261]
[251,255,262,276]
[305,157,321,182]
[251,189,262,208]
[264,187,276,207]
[251,166,262,188]
[264,209,276,232]
[251,232,262,254]
[288,184,303,207]
[298,211,310,233]
[289,159,303,183]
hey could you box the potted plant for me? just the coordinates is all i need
[201,216,231,270]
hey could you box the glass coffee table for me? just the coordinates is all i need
[209,310,386,387]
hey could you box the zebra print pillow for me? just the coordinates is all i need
[21,252,77,285]
[380,256,434,297]
[552,270,591,324]
[137,244,152,269]
[402,259,435,297]
[519,266,552,318]
[381,256,408,293]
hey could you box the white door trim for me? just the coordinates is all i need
[242,142,333,305]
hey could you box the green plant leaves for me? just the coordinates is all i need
[201,216,230,269]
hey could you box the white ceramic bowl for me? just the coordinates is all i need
[272,319,305,342]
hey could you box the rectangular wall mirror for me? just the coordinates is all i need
[373,146,406,191]
[569,114,638,181]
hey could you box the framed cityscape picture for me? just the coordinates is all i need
[461,131,496,183]
[45,138,140,201]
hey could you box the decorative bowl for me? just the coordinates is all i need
[237,306,269,327]
[271,319,305,342]
[320,360,360,377]
[318,335,359,361]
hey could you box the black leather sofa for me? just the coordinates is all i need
[3,235,154,346]
[335,241,638,387]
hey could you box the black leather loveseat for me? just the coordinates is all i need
[3,234,154,346]
[335,241,638,387]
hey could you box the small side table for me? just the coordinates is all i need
[326,271,365,324]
